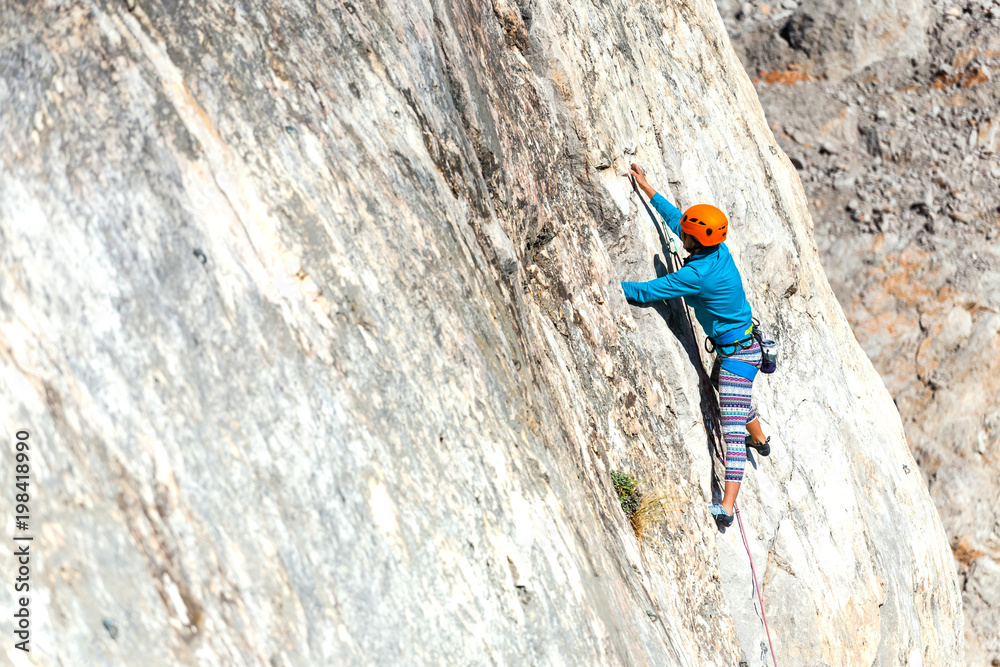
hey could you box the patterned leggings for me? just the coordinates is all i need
[718,340,762,484]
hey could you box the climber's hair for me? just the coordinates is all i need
[682,231,703,249]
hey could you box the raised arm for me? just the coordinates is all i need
[621,263,702,304]
[629,163,683,237]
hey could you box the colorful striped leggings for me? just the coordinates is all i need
[719,340,762,484]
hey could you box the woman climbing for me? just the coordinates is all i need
[619,163,770,529]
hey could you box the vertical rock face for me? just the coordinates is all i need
[0,0,963,665]
[717,2,1000,663]
[719,0,930,81]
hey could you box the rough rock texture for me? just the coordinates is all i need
[0,0,963,664]
[717,1,1000,662]
[717,0,930,81]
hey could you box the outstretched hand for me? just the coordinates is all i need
[628,163,656,198]
[628,162,647,184]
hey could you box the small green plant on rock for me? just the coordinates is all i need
[611,470,640,518]
[612,470,681,543]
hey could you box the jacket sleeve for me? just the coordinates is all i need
[621,264,702,303]
[650,193,684,238]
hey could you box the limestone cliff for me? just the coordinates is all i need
[0,0,964,664]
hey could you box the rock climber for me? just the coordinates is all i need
[620,163,770,529]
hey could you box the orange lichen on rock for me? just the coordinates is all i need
[933,67,991,89]
[862,312,913,337]
[755,70,814,85]
[875,249,938,305]
[952,47,1000,70]
[962,67,991,87]
[952,537,984,565]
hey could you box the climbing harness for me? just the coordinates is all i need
[629,175,779,667]
[707,320,779,379]
[704,333,755,357]
[710,324,759,381]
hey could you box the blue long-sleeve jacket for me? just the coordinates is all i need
[621,193,753,340]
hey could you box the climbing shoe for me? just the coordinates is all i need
[746,434,771,457]
[710,503,734,528]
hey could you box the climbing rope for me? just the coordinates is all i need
[629,176,778,667]
[735,503,777,667]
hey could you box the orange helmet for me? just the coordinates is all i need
[680,204,728,246]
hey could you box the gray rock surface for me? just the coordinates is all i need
[718,0,930,81]
[716,1,1000,662]
[0,0,963,664]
